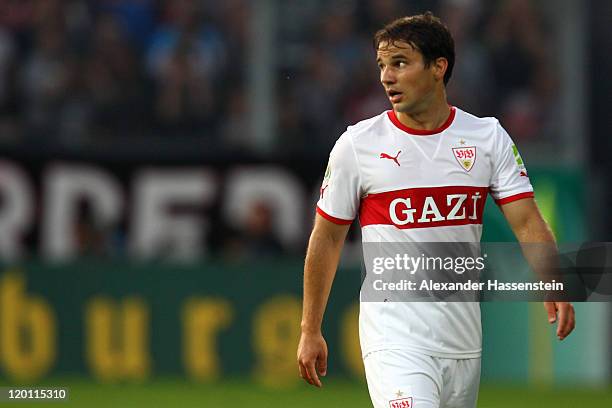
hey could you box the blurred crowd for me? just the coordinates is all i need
[0,0,248,151]
[0,0,559,158]
[278,0,559,154]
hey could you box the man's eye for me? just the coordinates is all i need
[397,61,407,68]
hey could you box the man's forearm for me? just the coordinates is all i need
[301,224,346,334]
[511,207,559,284]
[513,210,555,244]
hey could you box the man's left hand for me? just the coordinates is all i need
[544,302,575,340]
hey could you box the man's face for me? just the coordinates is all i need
[376,41,439,114]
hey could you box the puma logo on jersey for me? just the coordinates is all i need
[380,150,401,166]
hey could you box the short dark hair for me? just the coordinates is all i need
[374,12,455,85]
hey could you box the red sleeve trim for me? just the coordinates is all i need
[316,206,353,225]
[495,191,534,205]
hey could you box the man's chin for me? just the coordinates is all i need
[392,102,413,114]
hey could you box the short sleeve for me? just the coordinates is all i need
[316,133,361,224]
[489,122,534,205]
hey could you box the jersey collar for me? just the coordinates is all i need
[387,106,456,136]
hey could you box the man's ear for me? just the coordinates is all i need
[432,57,448,82]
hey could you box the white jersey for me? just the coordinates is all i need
[316,106,533,358]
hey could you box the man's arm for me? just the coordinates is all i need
[297,214,351,387]
[500,198,576,340]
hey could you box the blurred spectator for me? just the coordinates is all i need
[0,0,35,33]
[152,40,217,137]
[21,18,70,142]
[484,0,556,141]
[96,0,155,51]
[441,0,494,115]
[72,200,118,258]
[146,0,227,140]
[86,12,147,139]
[342,61,388,126]
[358,0,414,33]
[0,28,15,108]
[219,85,251,152]
[223,201,284,262]
[0,28,18,143]
[219,0,249,76]
[295,47,344,149]
[276,81,309,154]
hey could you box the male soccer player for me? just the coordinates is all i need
[297,12,576,408]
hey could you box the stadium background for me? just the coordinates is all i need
[0,0,610,407]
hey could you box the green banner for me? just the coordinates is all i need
[0,260,363,386]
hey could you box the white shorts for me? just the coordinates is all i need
[363,349,481,408]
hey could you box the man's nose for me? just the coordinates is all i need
[381,67,396,85]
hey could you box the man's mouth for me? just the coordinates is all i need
[387,90,403,103]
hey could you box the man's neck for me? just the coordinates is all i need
[395,98,451,131]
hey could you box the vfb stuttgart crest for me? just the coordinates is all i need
[452,146,476,172]
[389,397,412,408]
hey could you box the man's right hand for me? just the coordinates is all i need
[297,331,328,387]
